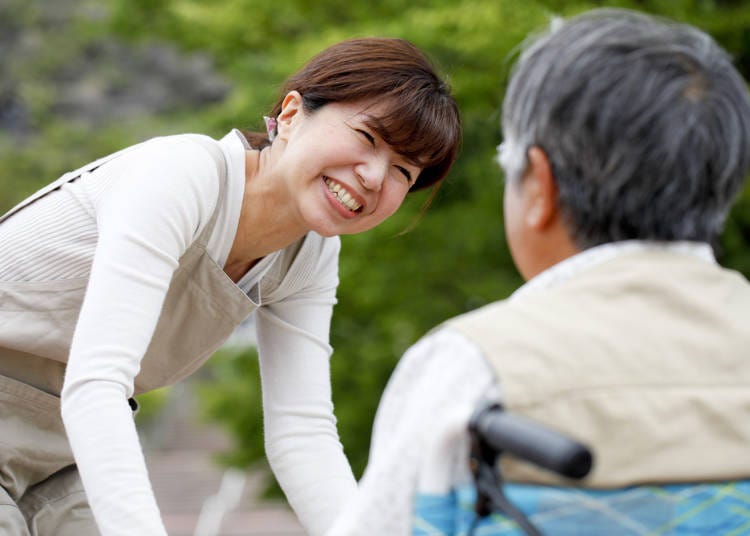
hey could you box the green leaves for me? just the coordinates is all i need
[4,0,749,500]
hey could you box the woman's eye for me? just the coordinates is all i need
[395,165,412,183]
[356,129,376,146]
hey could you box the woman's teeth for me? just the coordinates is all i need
[325,178,362,212]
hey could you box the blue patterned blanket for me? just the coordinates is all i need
[414,481,750,535]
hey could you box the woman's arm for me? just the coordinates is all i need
[254,237,357,535]
[61,137,220,535]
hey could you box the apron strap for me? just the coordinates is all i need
[0,140,153,225]
[182,134,229,248]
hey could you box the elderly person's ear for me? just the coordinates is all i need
[523,146,558,230]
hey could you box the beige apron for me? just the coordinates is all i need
[0,135,256,534]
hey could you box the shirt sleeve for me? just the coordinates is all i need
[325,328,496,536]
[254,236,358,536]
[60,137,220,535]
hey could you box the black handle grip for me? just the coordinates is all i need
[471,406,593,480]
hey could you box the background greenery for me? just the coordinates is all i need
[3,0,749,496]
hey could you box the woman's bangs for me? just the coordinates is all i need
[367,95,458,172]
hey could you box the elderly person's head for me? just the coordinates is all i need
[498,8,750,279]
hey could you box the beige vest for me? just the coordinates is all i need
[0,136,260,395]
[448,251,750,488]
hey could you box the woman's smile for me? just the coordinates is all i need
[323,176,364,216]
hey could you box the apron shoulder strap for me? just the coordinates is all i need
[1,134,230,228]
[0,140,150,224]
[180,134,229,247]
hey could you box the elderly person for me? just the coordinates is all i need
[327,9,750,535]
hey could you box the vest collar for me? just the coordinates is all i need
[512,240,715,301]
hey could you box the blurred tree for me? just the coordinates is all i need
[190,0,750,494]
[195,0,750,493]
[2,0,748,500]
[193,0,548,491]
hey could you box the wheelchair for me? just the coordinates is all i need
[413,402,750,536]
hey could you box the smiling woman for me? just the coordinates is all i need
[0,37,460,536]
[249,38,461,190]
[259,97,426,239]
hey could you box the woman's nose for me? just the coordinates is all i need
[355,157,388,191]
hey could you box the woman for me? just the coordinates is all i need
[0,38,461,536]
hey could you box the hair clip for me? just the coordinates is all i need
[263,116,278,142]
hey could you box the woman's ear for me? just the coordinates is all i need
[276,91,303,140]
[524,146,559,230]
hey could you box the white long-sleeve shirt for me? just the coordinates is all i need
[0,130,356,535]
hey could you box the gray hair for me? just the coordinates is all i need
[500,8,750,248]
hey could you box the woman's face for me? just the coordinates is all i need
[276,94,422,237]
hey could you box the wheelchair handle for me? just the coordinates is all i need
[470,404,593,480]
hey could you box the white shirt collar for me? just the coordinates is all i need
[511,240,716,301]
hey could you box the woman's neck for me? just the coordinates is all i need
[224,147,307,282]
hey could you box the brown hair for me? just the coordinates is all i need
[242,38,461,191]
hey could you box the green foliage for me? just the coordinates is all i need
[722,187,750,274]
[196,348,265,467]
[134,386,172,425]
[4,0,750,501]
